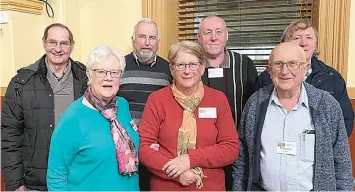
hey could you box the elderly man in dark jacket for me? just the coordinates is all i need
[1,23,88,191]
[255,19,354,137]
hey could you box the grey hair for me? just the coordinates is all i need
[280,18,319,56]
[132,18,159,40]
[198,15,228,34]
[86,45,126,72]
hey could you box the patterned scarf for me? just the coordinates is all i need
[171,81,207,189]
[84,86,138,175]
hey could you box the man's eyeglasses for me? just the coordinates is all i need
[173,62,201,71]
[270,61,307,71]
[91,69,122,78]
[45,40,71,48]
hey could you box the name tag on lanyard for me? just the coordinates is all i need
[208,68,224,78]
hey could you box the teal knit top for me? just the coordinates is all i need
[47,96,139,191]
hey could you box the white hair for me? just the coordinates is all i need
[86,45,126,72]
[132,18,159,40]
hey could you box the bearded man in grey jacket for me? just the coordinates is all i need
[232,42,353,191]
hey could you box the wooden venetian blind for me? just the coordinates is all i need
[178,0,314,72]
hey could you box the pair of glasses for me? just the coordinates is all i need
[173,62,201,71]
[270,61,307,71]
[45,40,71,48]
[91,69,122,78]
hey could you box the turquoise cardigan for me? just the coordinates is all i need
[47,96,139,191]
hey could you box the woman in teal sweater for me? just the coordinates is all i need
[47,45,139,191]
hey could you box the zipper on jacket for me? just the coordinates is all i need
[231,51,237,126]
[239,54,244,125]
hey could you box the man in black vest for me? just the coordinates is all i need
[198,16,259,191]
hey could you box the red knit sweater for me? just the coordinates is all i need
[138,85,239,191]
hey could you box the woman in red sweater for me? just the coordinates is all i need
[138,41,239,191]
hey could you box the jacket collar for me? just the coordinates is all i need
[23,54,86,81]
[259,82,323,112]
[310,56,329,74]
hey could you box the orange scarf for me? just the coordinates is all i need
[171,81,206,189]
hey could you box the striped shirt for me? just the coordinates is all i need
[118,52,172,126]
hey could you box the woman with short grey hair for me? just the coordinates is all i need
[47,45,139,191]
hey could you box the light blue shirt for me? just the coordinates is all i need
[260,83,315,191]
[47,96,139,191]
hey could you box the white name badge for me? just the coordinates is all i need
[130,120,138,132]
[276,141,297,156]
[198,107,217,118]
[208,68,224,78]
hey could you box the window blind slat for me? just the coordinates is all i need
[180,2,312,12]
[178,0,314,65]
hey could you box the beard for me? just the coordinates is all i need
[136,49,155,61]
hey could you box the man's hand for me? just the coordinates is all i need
[14,185,25,191]
[179,170,199,186]
[162,154,190,178]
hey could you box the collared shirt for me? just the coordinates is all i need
[133,52,157,67]
[260,83,314,191]
[45,59,71,81]
[206,50,230,68]
[304,61,312,81]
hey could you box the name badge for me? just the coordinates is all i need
[208,68,224,78]
[130,120,138,132]
[276,141,297,156]
[198,107,217,118]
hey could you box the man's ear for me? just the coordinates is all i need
[266,64,272,75]
[131,36,135,47]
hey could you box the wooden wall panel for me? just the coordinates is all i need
[1,87,5,190]
[0,96,4,112]
[1,87,5,111]
[142,0,178,60]
[349,99,355,178]
[1,172,4,191]
[348,87,355,100]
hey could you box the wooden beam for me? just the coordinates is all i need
[0,0,44,15]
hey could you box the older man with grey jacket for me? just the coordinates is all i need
[232,42,353,191]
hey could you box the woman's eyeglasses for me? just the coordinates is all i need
[91,69,122,78]
[173,62,201,71]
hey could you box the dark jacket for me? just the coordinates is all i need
[255,56,354,136]
[233,83,353,191]
[1,55,88,191]
[202,50,258,127]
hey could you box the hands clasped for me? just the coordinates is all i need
[162,154,190,178]
[162,154,200,187]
